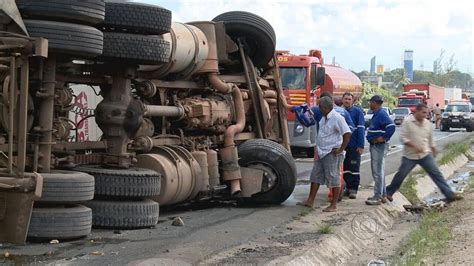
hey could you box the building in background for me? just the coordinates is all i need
[404,50,413,81]
[370,56,376,75]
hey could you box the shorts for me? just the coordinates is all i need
[310,152,344,188]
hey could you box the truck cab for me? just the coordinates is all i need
[277,50,324,157]
[277,50,362,157]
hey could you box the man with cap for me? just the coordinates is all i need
[366,95,396,205]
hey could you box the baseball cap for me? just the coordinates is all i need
[369,95,384,103]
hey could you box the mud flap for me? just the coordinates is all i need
[0,174,43,244]
[239,167,263,197]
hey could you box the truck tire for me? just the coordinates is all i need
[101,32,170,65]
[74,165,161,198]
[28,205,92,240]
[17,0,105,25]
[24,19,103,58]
[37,171,95,203]
[213,11,276,68]
[100,2,171,34]
[84,199,159,229]
[238,139,297,204]
[467,126,473,132]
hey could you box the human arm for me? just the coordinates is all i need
[333,115,352,155]
[355,108,365,154]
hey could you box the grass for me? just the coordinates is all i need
[393,210,451,265]
[399,169,425,204]
[437,142,470,166]
[318,223,333,234]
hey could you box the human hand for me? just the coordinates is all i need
[414,145,424,154]
[432,147,438,157]
[373,136,385,144]
[356,147,364,154]
[332,147,343,155]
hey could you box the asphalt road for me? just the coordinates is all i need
[2,127,471,265]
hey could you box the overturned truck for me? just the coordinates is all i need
[0,0,296,243]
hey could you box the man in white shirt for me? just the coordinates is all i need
[297,96,352,212]
[385,103,463,203]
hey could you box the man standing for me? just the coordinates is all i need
[298,96,352,212]
[366,95,396,205]
[342,92,365,199]
[386,104,463,202]
[433,103,442,129]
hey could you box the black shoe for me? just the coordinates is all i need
[343,189,350,197]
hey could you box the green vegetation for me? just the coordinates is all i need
[299,208,313,217]
[358,81,397,109]
[399,169,425,204]
[437,142,469,166]
[394,210,451,265]
[318,223,333,234]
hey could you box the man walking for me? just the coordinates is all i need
[366,95,395,205]
[386,104,463,202]
[341,92,365,199]
[298,96,351,212]
[433,103,442,129]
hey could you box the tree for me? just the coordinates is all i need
[358,81,397,109]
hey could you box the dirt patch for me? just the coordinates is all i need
[215,246,292,264]
[434,192,474,265]
[349,212,420,264]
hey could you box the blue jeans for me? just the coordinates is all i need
[370,143,388,199]
[386,154,455,199]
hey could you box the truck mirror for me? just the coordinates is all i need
[316,67,325,86]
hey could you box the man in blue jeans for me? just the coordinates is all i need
[385,103,463,203]
[366,95,395,205]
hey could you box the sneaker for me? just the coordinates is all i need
[365,197,381,205]
[349,192,357,199]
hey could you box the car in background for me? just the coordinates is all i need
[392,107,411,125]
[364,107,393,128]
[441,102,473,132]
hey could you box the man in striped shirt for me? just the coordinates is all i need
[365,95,396,205]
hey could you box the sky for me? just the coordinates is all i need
[136,0,473,74]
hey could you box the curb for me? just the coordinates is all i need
[415,154,469,200]
[269,152,471,265]
[268,193,411,265]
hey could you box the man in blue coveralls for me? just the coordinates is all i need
[341,92,365,199]
[365,95,396,205]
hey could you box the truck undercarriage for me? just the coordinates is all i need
[0,0,296,244]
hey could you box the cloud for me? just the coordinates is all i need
[135,0,473,74]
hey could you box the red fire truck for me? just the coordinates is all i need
[397,83,445,113]
[277,50,362,157]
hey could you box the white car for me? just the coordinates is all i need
[364,107,393,128]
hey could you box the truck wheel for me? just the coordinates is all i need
[100,2,171,34]
[36,171,95,203]
[306,147,315,159]
[213,11,276,68]
[28,205,92,240]
[467,126,473,132]
[17,0,105,25]
[238,139,297,204]
[24,19,103,58]
[74,165,161,198]
[100,32,170,65]
[84,199,159,229]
